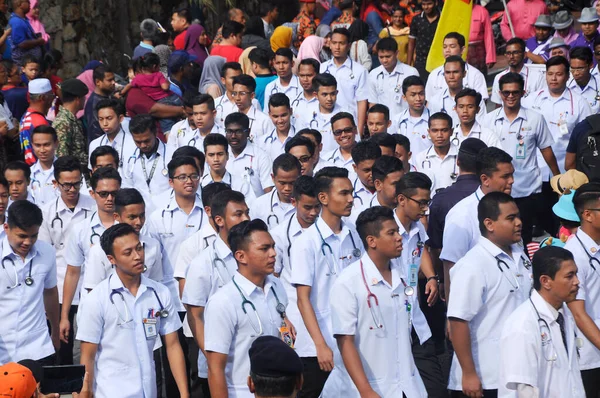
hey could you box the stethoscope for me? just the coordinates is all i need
[530,298,558,362]
[2,257,33,289]
[324,58,355,80]
[420,146,458,180]
[263,126,296,145]
[51,198,90,231]
[215,95,227,122]
[291,91,303,108]
[267,190,280,228]
[270,76,300,97]
[202,171,232,187]
[99,127,126,168]
[532,88,574,116]
[352,177,365,206]
[89,212,102,245]
[232,275,286,336]
[160,205,205,237]
[127,142,168,186]
[376,70,403,93]
[315,221,361,276]
[451,126,481,147]
[211,239,232,287]
[110,284,168,325]
[570,76,600,107]
[398,109,430,136]
[285,213,295,260]
[176,127,199,148]
[309,111,319,129]
[359,259,413,330]
[574,234,600,275]
[496,254,532,292]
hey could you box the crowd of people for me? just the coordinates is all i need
[4,0,600,397]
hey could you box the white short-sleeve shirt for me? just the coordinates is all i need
[87,126,137,172]
[351,176,374,209]
[174,223,217,280]
[427,88,487,127]
[226,142,274,197]
[264,75,302,109]
[440,187,483,263]
[29,161,57,206]
[450,121,502,149]
[491,65,545,105]
[413,144,459,194]
[426,63,489,100]
[295,102,355,153]
[568,75,600,114]
[368,62,419,120]
[249,189,295,230]
[392,108,432,155]
[321,57,368,117]
[257,125,297,162]
[201,170,257,205]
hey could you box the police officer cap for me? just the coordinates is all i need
[61,78,89,97]
[459,138,487,156]
[249,336,303,377]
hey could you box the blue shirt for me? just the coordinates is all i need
[572,32,600,66]
[320,6,341,26]
[525,36,551,62]
[255,74,277,110]
[3,86,28,120]
[8,13,36,45]
[133,42,154,60]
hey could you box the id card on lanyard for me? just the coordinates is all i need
[409,233,424,287]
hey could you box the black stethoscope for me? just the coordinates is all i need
[160,203,205,237]
[309,111,319,129]
[324,58,355,80]
[127,142,168,186]
[267,190,280,228]
[285,213,296,259]
[451,126,481,147]
[291,91,304,108]
[530,298,558,362]
[574,234,600,275]
[110,285,168,325]
[353,177,366,206]
[421,146,458,180]
[570,76,600,107]
[89,212,102,245]
[315,221,361,276]
[2,257,33,289]
[100,126,126,168]
[51,198,90,231]
[263,126,296,145]
[201,171,232,187]
[496,254,531,293]
[440,92,453,115]
[270,75,300,97]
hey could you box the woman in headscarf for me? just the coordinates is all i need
[238,46,256,77]
[27,0,50,43]
[348,19,372,71]
[184,23,210,69]
[198,55,226,99]
[154,44,171,79]
[297,36,325,62]
[242,16,271,51]
[270,26,293,52]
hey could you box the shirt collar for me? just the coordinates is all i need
[496,106,528,122]
[394,210,422,240]
[315,216,351,242]
[165,194,203,212]
[531,289,561,322]
[31,161,55,175]
[214,235,233,260]
[139,42,154,50]
[231,141,257,159]
[400,108,430,123]
[359,252,401,290]
[234,271,272,297]
[425,144,458,159]
[478,236,524,262]
[575,228,600,257]
[353,176,369,194]
[108,272,149,297]
[453,121,482,136]
[57,194,95,214]
[1,236,38,262]
[90,211,103,229]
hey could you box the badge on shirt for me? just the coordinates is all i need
[558,120,569,136]
[409,263,418,287]
[516,143,526,159]
[143,318,158,340]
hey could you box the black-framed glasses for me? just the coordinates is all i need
[296,155,312,164]
[172,174,200,182]
[96,190,119,198]
[505,51,524,56]
[225,128,249,136]
[404,195,431,209]
[333,126,355,137]
[57,180,83,191]
[500,90,522,98]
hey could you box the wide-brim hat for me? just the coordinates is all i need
[550,169,589,194]
[578,7,599,23]
[534,14,552,28]
[552,190,580,222]
[548,36,569,50]
[553,11,574,30]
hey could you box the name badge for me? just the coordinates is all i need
[516,143,526,159]
[409,263,418,287]
[559,121,569,136]
[143,318,158,340]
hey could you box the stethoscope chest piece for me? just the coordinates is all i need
[352,248,361,258]
[162,169,168,176]
[450,172,458,180]
[24,276,34,286]
[143,265,148,273]
[156,309,169,318]
[404,286,414,296]
[276,302,286,315]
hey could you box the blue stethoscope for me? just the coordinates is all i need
[127,141,168,182]
[574,234,600,275]
[495,254,531,293]
[99,127,126,168]
[315,222,361,276]
[420,146,458,180]
[324,58,355,80]
[110,284,169,325]
[263,126,296,145]
[201,171,232,187]
[89,212,102,245]
[270,76,300,97]
[353,177,365,206]
[160,203,205,237]
[2,256,33,289]
[211,239,232,287]
[51,197,90,231]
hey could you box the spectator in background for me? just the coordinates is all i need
[54,79,89,172]
[249,48,277,108]
[20,54,39,84]
[293,0,320,49]
[348,20,372,71]
[261,2,279,39]
[363,0,392,50]
[572,7,600,62]
[297,35,325,62]
[168,50,197,96]
[553,11,578,46]
[184,24,210,70]
[171,7,192,51]
[468,0,495,75]
[198,55,226,98]
[19,78,51,165]
[319,0,342,31]
[26,0,49,44]
[379,6,410,64]
[548,36,571,59]
[0,61,20,164]
[525,15,553,64]
[133,18,160,60]
[41,49,63,97]
[212,8,246,47]
[0,0,11,60]
[154,43,171,78]
[84,64,115,143]
[9,0,44,67]
[242,16,271,51]
[331,0,355,30]
[408,0,439,80]
[271,25,293,53]
[1,60,27,122]
[500,0,548,41]
[210,20,244,63]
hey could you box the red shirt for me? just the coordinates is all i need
[210,45,244,63]
[174,30,187,50]
[125,88,166,141]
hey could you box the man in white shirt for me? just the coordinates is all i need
[5,161,35,206]
[370,155,405,210]
[89,145,119,173]
[38,156,95,365]
[569,47,600,114]
[29,125,58,206]
[260,93,297,161]
[170,94,222,152]
[232,74,274,141]
[299,129,332,174]
[323,112,359,175]
[285,134,319,177]
[250,154,300,229]
[264,48,302,107]
[499,246,585,397]
[448,192,532,397]
[204,219,289,397]
[368,37,419,121]
[320,27,368,133]
[426,32,488,100]
[349,140,380,209]
[292,58,320,121]
[365,104,393,136]
[428,56,487,127]
[0,200,59,365]
[77,223,189,398]
[393,75,431,155]
[414,112,459,194]
[167,92,197,147]
[290,166,363,397]
[214,62,246,127]
[452,89,501,149]
[225,112,274,197]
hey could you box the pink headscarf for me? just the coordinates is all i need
[297,36,325,63]
[27,0,50,42]
[75,69,96,118]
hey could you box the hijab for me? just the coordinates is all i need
[26,0,49,42]
[238,47,256,77]
[185,23,209,68]
[297,36,325,62]
[198,56,226,94]
[155,45,171,78]
[271,26,293,52]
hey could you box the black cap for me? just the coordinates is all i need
[459,137,487,156]
[249,336,303,377]
[17,359,44,383]
[61,78,89,97]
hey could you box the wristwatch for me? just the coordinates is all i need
[426,275,440,284]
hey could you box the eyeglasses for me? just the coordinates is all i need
[332,126,355,137]
[571,66,589,72]
[500,90,522,98]
[225,128,249,136]
[404,195,431,209]
[296,155,312,164]
[505,51,524,56]
[172,174,200,182]
[95,190,119,198]
[57,180,82,191]
[231,91,252,97]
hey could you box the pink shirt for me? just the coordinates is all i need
[131,72,171,101]
[500,0,548,41]
[469,5,496,64]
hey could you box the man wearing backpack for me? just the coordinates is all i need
[566,115,600,182]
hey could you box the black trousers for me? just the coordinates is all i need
[159,313,190,398]
[58,304,77,365]
[538,182,559,236]
[412,328,448,398]
[450,389,497,398]
[298,357,330,398]
[514,194,538,250]
[186,336,208,398]
[582,367,600,398]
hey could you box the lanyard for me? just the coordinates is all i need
[141,151,160,188]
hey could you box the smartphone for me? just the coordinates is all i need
[41,365,85,395]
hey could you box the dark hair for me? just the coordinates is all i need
[376,37,398,52]
[498,72,525,91]
[372,155,403,182]
[269,93,291,111]
[139,52,160,71]
[356,206,395,248]
[260,2,278,17]
[402,75,425,95]
[351,140,381,165]
[90,146,119,169]
[532,246,575,291]
[348,20,369,43]
[275,48,294,62]
[457,144,484,174]
[93,64,113,84]
[90,166,122,191]
[477,191,515,235]
[369,132,395,152]
[367,104,390,121]
[0,176,8,191]
[444,32,466,48]
[476,147,513,177]
[228,219,269,254]
[444,55,465,71]
[173,146,205,170]
[312,73,337,91]
[246,16,267,38]
[394,133,410,153]
[182,90,199,108]
[22,54,40,67]
[211,189,247,220]
[331,112,356,128]
[572,182,600,216]
[100,223,137,257]
[299,58,320,73]
[167,156,199,179]
[249,371,298,397]
[53,156,81,181]
[273,153,302,175]
[204,133,229,153]
[130,114,157,135]
[95,98,125,116]
[232,74,256,92]
[7,200,42,229]
[455,88,482,107]
[249,48,273,69]
[202,182,232,208]
[221,61,242,78]
[174,7,192,23]
[546,55,570,74]
[395,172,431,197]
[31,125,57,141]
[225,112,250,130]
[293,175,317,201]
[506,37,526,52]
[299,128,322,145]
[428,112,453,128]
[191,93,216,111]
[4,161,31,181]
[570,46,593,64]
[285,135,316,157]
[115,188,145,214]
[140,19,159,41]
[222,20,245,38]
[315,166,349,195]
[331,28,350,41]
